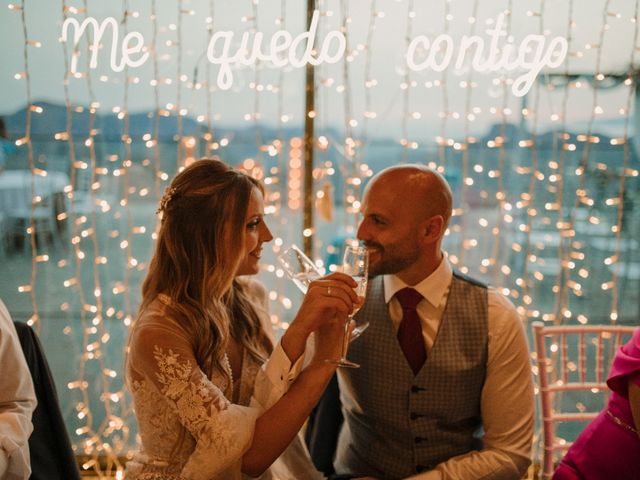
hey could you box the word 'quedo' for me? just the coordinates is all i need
[406,13,569,97]
[60,10,345,89]
[208,10,345,89]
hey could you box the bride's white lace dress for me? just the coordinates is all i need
[125,280,324,480]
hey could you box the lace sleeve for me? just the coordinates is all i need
[128,322,260,478]
[243,278,306,410]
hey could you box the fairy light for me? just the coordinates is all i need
[609,0,640,324]
[80,0,117,471]
[9,1,48,332]
[518,1,545,316]
[203,0,216,158]
[251,0,265,167]
[456,0,481,271]
[151,0,163,202]
[438,0,452,169]
[400,0,415,164]
[119,15,137,461]
[261,0,292,332]
[311,0,336,273]
[521,2,553,463]
[324,0,364,261]
[556,0,611,328]
[14,0,42,331]
[532,0,640,467]
[272,0,287,214]
[360,0,378,149]
[340,0,357,225]
[59,3,91,465]
[63,0,100,472]
[175,0,185,169]
[56,0,133,473]
[549,0,576,327]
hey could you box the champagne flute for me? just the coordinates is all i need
[327,244,369,368]
[277,245,322,294]
[277,244,369,340]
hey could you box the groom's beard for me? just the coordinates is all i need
[363,240,420,277]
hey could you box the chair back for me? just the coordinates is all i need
[532,322,635,479]
[13,322,81,480]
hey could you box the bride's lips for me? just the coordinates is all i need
[249,249,262,259]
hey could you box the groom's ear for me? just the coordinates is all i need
[421,215,445,244]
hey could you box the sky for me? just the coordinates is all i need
[0,0,638,140]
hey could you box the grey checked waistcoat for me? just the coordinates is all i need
[335,272,488,479]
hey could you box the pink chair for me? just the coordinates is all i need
[532,322,636,479]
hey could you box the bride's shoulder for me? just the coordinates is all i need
[238,277,268,307]
[132,295,188,339]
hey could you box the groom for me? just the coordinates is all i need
[308,164,534,479]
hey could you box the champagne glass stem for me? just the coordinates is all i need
[325,315,360,368]
[340,316,352,360]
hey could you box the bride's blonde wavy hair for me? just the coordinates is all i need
[140,159,273,382]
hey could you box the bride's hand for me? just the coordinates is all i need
[281,272,358,362]
[292,272,358,335]
[311,316,354,363]
[281,272,360,362]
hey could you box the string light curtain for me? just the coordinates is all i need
[1,0,639,478]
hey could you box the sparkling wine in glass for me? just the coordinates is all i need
[278,245,322,294]
[328,244,369,368]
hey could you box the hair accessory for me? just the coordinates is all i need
[157,186,177,214]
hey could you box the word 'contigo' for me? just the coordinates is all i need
[406,13,568,97]
[61,12,568,97]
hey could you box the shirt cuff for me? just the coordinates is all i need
[0,448,8,478]
[264,341,304,387]
[252,341,305,411]
[0,436,31,480]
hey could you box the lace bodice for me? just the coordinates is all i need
[125,280,322,480]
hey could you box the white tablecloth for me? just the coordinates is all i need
[0,170,70,221]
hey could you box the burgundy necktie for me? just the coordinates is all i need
[396,287,427,375]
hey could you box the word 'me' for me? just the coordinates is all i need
[61,17,149,73]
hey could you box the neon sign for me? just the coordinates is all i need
[61,11,568,97]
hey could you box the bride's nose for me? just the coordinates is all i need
[260,222,273,242]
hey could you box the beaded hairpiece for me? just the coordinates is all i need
[156,186,177,215]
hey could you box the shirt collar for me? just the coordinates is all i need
[383,254,453,307]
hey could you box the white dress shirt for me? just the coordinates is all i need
[0,299,37,480]
[384,257,534,480]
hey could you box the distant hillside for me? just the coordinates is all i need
[2,102,636,160]
[2,101,310,142]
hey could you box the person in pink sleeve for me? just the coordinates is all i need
[553,327,640,480]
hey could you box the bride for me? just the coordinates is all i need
[125,159,358,479]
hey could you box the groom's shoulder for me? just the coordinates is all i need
[452,270,488,289]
